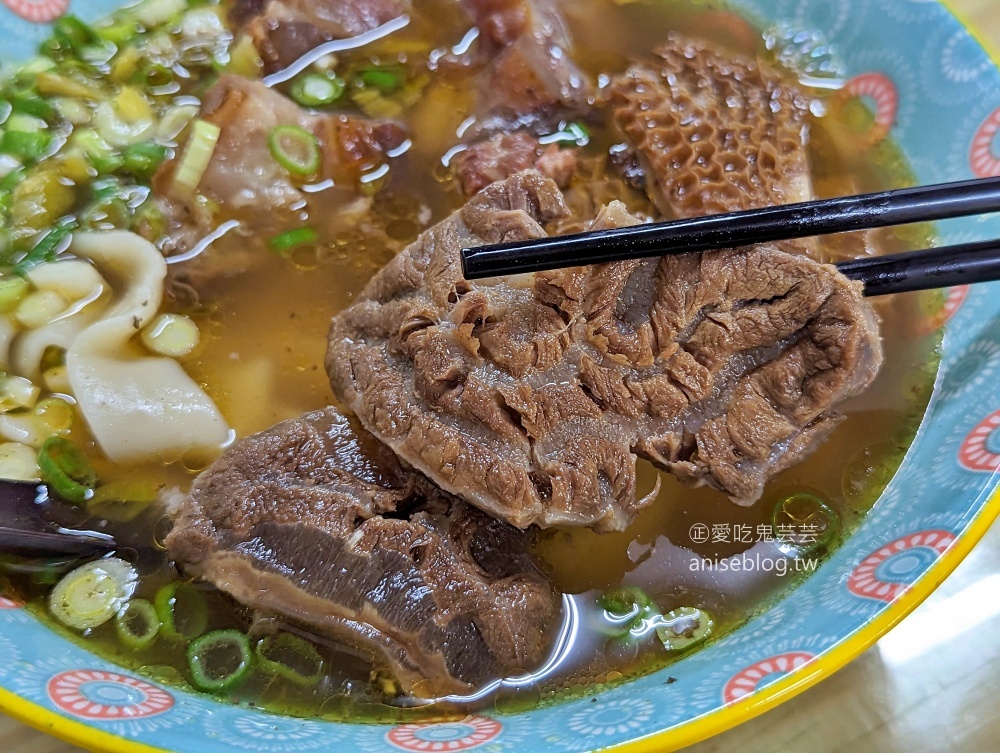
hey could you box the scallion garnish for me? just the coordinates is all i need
[49,557,138,631]
[269,226,318,254]
[14,218,77,276]
[358,65,405,93]
[268,125,320,177]
[122,141,169,180]
[291,72,345,107]
[171,118,220,196]
[256,633,325,686]
[656,607,714,652]
[72,129,124,174]
[596,586,656,637]
[116,598,161,649]
[771,492,839,555]
[8,91,56,120]
[37,435,97,504]
[187,630,254,692]
[154,581,209,642]
[0,131,52,161]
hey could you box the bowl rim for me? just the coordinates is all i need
[1,2,999,752]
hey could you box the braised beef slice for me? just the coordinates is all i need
[611,34,820,260]
[233,0,411,71]
[327,172,883,532]
[151,75,405,280]
[460,0,591,128]
[166,407,559,697]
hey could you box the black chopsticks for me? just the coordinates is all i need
[838,238,1000,296]
[460,177,1000,289]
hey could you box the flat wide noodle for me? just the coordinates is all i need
[65,232,231,464]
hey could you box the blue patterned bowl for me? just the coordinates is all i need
[2,1,1000,751]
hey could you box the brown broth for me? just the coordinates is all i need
[6,0,943,722]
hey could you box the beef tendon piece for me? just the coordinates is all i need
[327,172,882,532]
[462,0,591,125]
[611,33,818,257]
[454,132,578,195]
[166,407,560,698]
[233,0,411,72]
[152,75,405,262]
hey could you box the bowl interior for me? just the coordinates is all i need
[1,1,999,752]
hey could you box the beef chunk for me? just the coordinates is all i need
[327,172,882,532]
[166,407,559,698]
[454,132,578,195]
[233,0,411,71]
[151,75,405,277]
[611,34,819,259]
[461,0,591,127]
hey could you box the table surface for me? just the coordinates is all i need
[3,2,1000,752]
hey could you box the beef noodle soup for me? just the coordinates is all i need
[0,0,940,722]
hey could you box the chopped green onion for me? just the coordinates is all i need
[656,607,714,652]
[87,479,158,522]
[35,71,103,100]
[37,436,96,504]
[52,15,98,52]
[0,374,40,411]
[771,492,839,555]
[268,125,320,177]
[45,15,115,66]
[540,121,590,148]
[1,131,52,161]
[0,441,40,482]
[269,226,318,254]
[49,557,137,631]
[8,92,55,120]
[141,313,200,357]
[1,167,26,194]
[171,118,220,196]
[154,581,209,642]
[130,0,187,29]
[13,290,68,329]
[139,62,176,89]
[116,598,161,649]
[566,121,590,144]
[13,219,77,276]
[122,141,169,180]
[256,633,325,686]
[187,629,254,692]
[94,98,154,148]
[358,65,405,93]
[0,276,30,313]
[95,19,140,45]
[82,195,130,230]
[72,129,124,174]
[596,586,656,637]
[291,72,345,107]
[599,586,654,617]
[33,397,74,436]
[132,197,166,239]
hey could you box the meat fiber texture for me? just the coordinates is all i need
[166,407,559,698]
[327,171,883,533]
